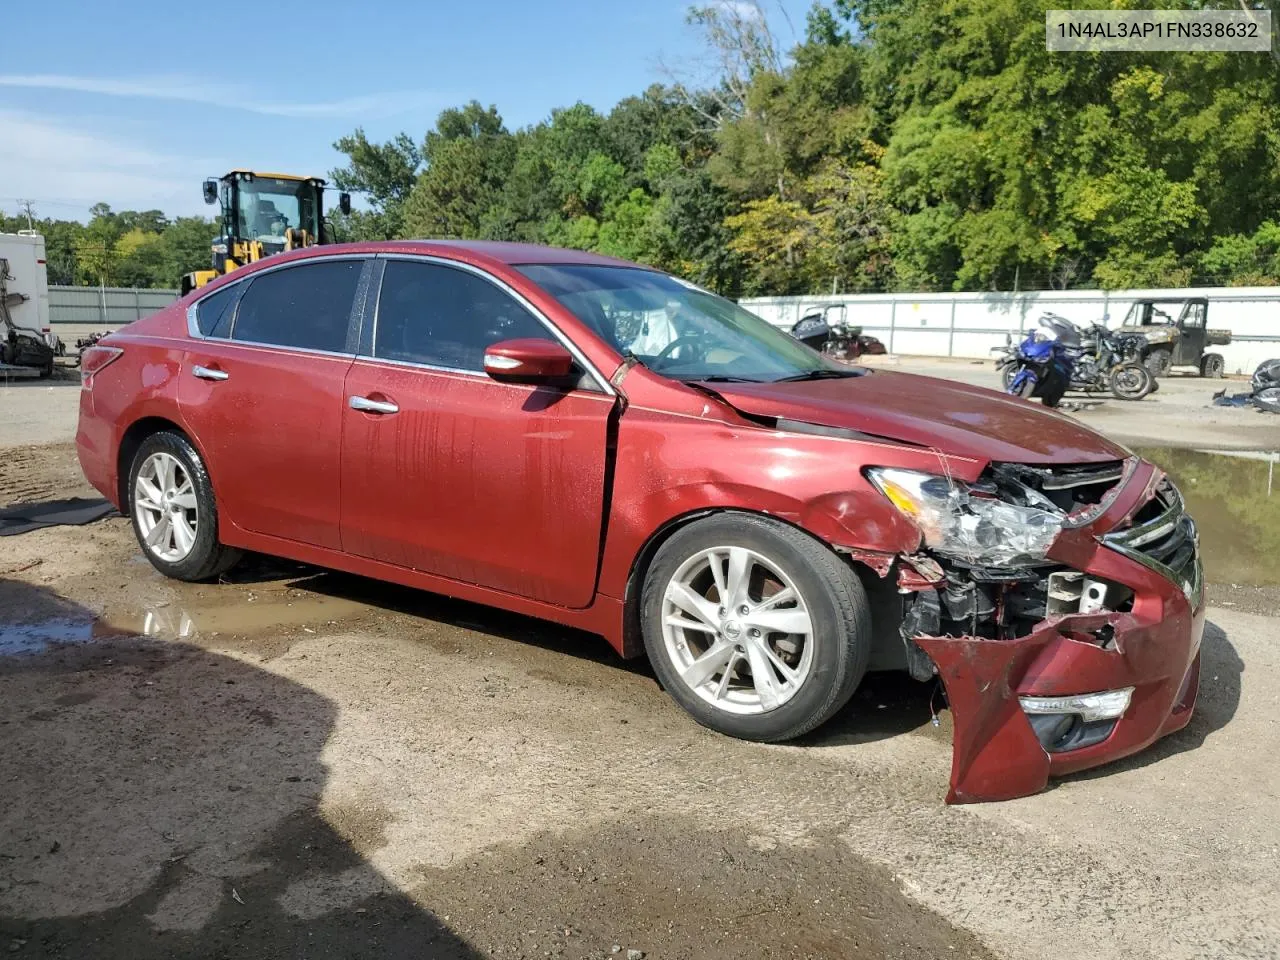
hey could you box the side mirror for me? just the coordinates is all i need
[202,179,219,205]
[339,192,352,216]
[483,338,574,384]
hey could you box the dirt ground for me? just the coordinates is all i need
[2,428,1279,955]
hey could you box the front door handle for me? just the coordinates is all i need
[192,364,229,381]
[348,395,399,415]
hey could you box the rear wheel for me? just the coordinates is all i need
[1200,353,1225,378]
[128,431,241,582]
[642,514,871,742]
[1109,361,1153,400]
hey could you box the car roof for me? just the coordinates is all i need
[375,239,640,268]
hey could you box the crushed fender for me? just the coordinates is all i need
[834,546,897,579]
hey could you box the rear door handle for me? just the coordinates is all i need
[348,395,399,415]
[192,364,229,381]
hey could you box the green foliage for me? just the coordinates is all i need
[1,203,218,289]
[1199,221,1280,287]
[16,1,1280,295]
[329,129,422,238]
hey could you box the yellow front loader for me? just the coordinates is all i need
[181,170,352,295]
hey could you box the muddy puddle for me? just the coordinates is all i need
[0,618,99,656]
[0,574,377,657]
[1138,446,1280,586]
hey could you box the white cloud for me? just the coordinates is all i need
[0,110,214,218]
[713,0,766,22]
[0,74,438,119]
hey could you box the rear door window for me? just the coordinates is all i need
[373,260,552,371]
[232,259,363,353]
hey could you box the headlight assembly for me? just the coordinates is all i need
[866,467,1063,567]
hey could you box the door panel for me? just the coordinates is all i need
[179,342,353,548]
[340,360,613,607]
[177,257,367,549]
[1175,302,1206,365]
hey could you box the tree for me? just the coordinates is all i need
[1199,221,1280,286]
[402,103,517,239]
[329,129,423,238]
[161,217,219,284]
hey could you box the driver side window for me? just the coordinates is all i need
[373,260,553,371]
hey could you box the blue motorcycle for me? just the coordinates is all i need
[998,315,1080,408]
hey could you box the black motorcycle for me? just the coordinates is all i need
[790,305,886,361]
[1074,319,1154,400]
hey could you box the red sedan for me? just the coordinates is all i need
[76,241,1204,802]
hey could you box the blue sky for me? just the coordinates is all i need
[1,0,813,222]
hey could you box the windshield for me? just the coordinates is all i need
[518,264,847,382]
[234,178,321,248]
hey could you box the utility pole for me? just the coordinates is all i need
[17,200,36,231]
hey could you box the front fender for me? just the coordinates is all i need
[595,408,973,602]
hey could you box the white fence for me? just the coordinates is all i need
[741,286,1280,375]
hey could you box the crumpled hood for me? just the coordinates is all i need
[707,369,1129,464]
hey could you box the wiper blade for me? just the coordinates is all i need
[693,375,762,383]
[771,368,858,383]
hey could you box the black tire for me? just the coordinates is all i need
[127,430,241,582]
[1144,348,1172,379]
[1200,353,1225,378]
[1109,361,1153,400]
[641,513,872,743]
[1000,364,1015,391]
[1016,375,1037,399]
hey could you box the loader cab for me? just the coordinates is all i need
[182,170,352,295]
[218,171,324,255]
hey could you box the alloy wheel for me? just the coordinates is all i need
[133,451,199,563]
[661,546,814,715]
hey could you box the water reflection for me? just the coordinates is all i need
[1138,446,1280,587]
[0,618,96,656]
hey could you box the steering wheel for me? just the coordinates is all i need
[653,335,707,366]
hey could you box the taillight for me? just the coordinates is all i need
[81,345,123,387]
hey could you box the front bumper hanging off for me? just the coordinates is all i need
[907,460,1205,804]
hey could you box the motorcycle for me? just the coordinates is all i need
[790,304,886,361]
[998,315,1078,407]
[1068,318,1154,400]
[995,314,1153,405]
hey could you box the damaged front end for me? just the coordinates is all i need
[868,458,1205,803]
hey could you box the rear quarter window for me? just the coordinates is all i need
[194,285,238,338]
[232,259,364,353]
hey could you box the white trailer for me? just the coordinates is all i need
[0,232,56,377]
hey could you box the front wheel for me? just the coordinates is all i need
[1109,361,1154,400]
[1200,353,1225,378]
[128,431,241,582]
[642,514,871,742]
[1145,348,1172,379]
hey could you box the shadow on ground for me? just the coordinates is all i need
[0,579,481,960]
[221,553,650,676]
